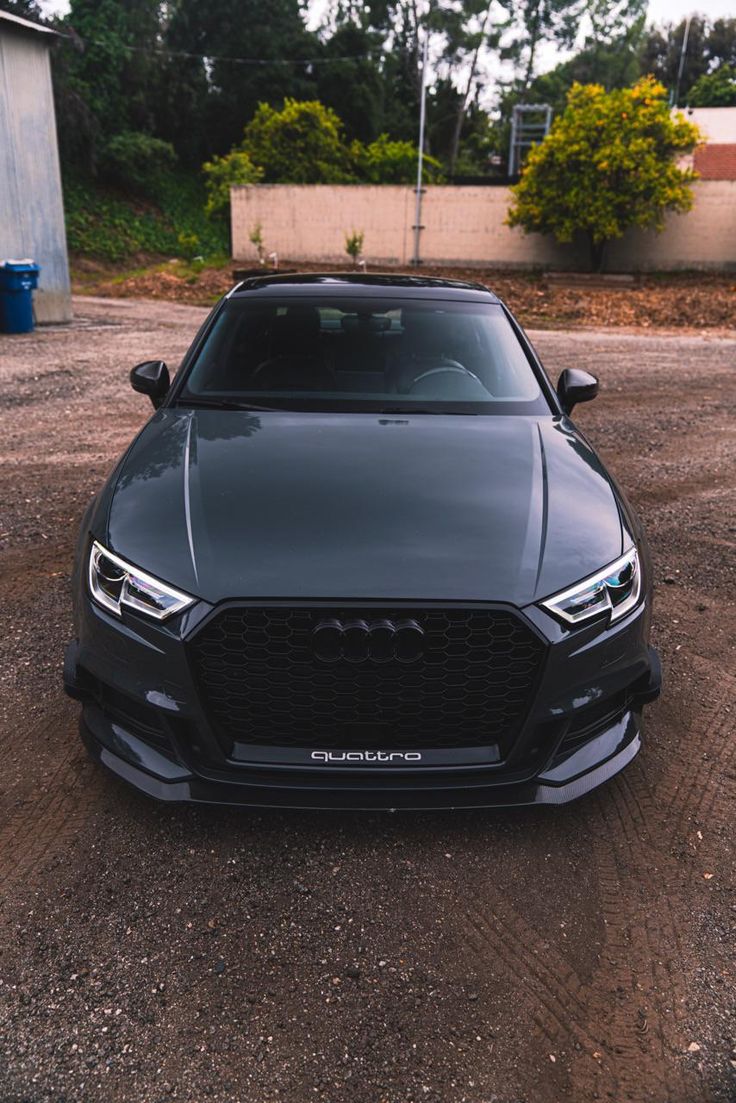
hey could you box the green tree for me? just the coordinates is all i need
[163,0,319,157]
[0,0,42,15]
[506,11,646,122]
[705,18,736,71]
[52,0,165,171]
[148,0,211,167]
[639,17,710,105]
[585,0,646,48]
[688,63,736,107]
[505,0,585,97]
[438,0,506,175]
[240,98,356,183]
[499,0,647,171]
[61,0,163,138]
[639,17,735,104]
[507,77,701,271]
[316,22,385,143]
[321,1,514,168]
[100,130,176,195]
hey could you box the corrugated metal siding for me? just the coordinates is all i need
[0,28,71,323]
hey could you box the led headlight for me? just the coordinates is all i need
[541,548,641,626]
[88,541,195,621]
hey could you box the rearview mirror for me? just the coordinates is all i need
[557,368,598,414]
[130,361,170,408]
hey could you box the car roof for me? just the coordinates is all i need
[229,272,499,303]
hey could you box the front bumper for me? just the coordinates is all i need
[64,587,661,809]
[77,704,647,809]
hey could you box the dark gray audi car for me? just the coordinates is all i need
[64,274,660,808]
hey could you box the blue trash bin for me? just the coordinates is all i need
[0,261,40,334]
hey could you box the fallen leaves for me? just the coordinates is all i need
[72,260,736,333]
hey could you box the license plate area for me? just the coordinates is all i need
[229,742,502,769]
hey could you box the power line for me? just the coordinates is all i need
[81,37,375,68]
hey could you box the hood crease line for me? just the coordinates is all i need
[534,422,549,595]
[184,412,199,586]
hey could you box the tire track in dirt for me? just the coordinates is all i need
[0,717,100,894]
[574,782,699,1103]
[657,661,736,845]
[452,767,704,1102]
[461,886,609,1076]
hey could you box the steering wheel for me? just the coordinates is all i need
[408,363,485,394]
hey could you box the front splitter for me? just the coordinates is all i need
[80,709,642,810]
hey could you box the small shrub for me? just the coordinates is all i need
[345,230,365,267]
[177,230,201,260]
[249,222,266,265]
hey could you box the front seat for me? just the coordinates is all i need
[251,306,337,392]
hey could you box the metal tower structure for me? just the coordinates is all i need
[508,104,553,176]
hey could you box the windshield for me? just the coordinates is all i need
[180,297,549,414]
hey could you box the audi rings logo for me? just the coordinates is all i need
[312,618,425,664]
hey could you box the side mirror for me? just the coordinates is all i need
[557,368,598,414]
[130,360,170,408]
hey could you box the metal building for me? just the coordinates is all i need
[0,11,71,323]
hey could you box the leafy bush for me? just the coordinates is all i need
[207,100,441,212]
[352,134,442,184]
[100,130,177,195]
[202,150,263,218]
[507,78,701,271]
[241,98,357,184]
[688,64,736,107]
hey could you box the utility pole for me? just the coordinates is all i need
[674,15,692,107]
[411,31,429,266]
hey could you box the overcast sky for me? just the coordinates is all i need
[39,0,736,25]
[646,0,734,18]
[37,0,736,68]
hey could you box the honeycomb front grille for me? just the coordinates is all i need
[187,606,546,751]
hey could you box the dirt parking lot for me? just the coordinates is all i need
[0,297,734,1103]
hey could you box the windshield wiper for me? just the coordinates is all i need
[177,396,282,413]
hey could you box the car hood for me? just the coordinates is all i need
[105,409,623,607]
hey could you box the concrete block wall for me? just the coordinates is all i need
[231,181,736,272]
[606,181,736,270]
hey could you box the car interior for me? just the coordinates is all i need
[185,300,541,403]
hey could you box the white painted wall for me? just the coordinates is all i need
[683,107,736,143]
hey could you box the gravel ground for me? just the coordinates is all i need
[0,296,734,1103]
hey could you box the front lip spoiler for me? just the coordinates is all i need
[79,710,643,811]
